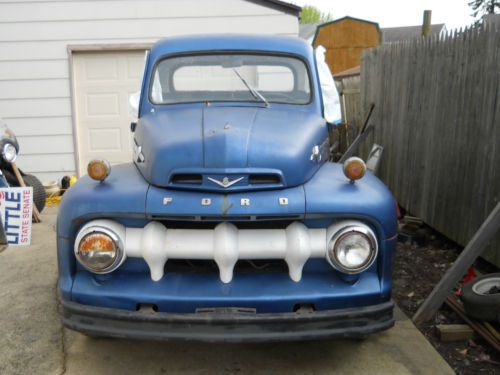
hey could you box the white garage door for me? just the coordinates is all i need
[72,50,146,174]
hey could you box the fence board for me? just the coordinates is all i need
[360,24,500,266]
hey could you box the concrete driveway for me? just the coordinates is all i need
[0,207,454,375]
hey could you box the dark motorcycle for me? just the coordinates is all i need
[0,121,46,251]
[0,121,46,212]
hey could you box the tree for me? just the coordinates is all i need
[300,5,333,24]
[468,0,500,22]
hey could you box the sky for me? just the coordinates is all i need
[291,0,475,30]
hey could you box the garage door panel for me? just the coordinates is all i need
[84,56,119,81]
[85,92,121,117]
[73,50,145,174]
[88,128,122,152]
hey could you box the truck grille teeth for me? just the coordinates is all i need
[80,220,329,283]
[130,221,327,283]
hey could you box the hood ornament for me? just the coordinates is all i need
[208,176,244,188]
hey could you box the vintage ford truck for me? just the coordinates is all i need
[57,35,397,341]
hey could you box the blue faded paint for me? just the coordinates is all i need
[305,163,397,237]
[139,34,322,117]
[146,182,306,217]
[57,162,397,305]
[135,34,327,190]
[135,106,327,189]
[57,35,397,324]
[72,260,384,313]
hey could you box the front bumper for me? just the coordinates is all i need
[61,299,394,342]
[76,219,377,284]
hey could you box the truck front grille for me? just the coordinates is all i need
[78,219,330,284]
[168,171,284,191]
[170,173,203,185]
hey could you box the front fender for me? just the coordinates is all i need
[57,163,149,238]
[304,162,398,299]
[304,162,398,239]
[57,163,149,298]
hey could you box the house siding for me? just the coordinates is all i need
[0,0,299,183]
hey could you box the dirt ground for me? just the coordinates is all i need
[392,227,500,375]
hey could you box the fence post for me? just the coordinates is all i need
[422,10,432,37]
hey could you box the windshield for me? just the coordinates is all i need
[150,54,311,105]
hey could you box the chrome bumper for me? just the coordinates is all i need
[76,219,365,283]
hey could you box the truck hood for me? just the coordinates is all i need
[134,105,328,191]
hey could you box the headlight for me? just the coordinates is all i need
[2,143,17,162]
[327,223,378,274]
[74,226,124,273]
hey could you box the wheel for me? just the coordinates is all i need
[23,174,46,213]
[461,273,500,322]
[1,169,46,212]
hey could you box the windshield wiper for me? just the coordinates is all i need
[232,68,270,107]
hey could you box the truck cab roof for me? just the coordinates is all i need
[149,34,314,60]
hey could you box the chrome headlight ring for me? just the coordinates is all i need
[326,223,378,274]
[74,224,126,274]
[2,142,17,163]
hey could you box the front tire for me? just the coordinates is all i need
[2,169,46,213]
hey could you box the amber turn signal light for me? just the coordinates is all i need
[343,157,366,182]
[87,159,111,181]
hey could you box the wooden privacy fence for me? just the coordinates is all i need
[336,75,363,129]
[360,23,500,266]
[334,75,363,152]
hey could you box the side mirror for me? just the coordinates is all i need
[128,91,140,119]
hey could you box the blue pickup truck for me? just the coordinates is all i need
[57,34,397,342]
